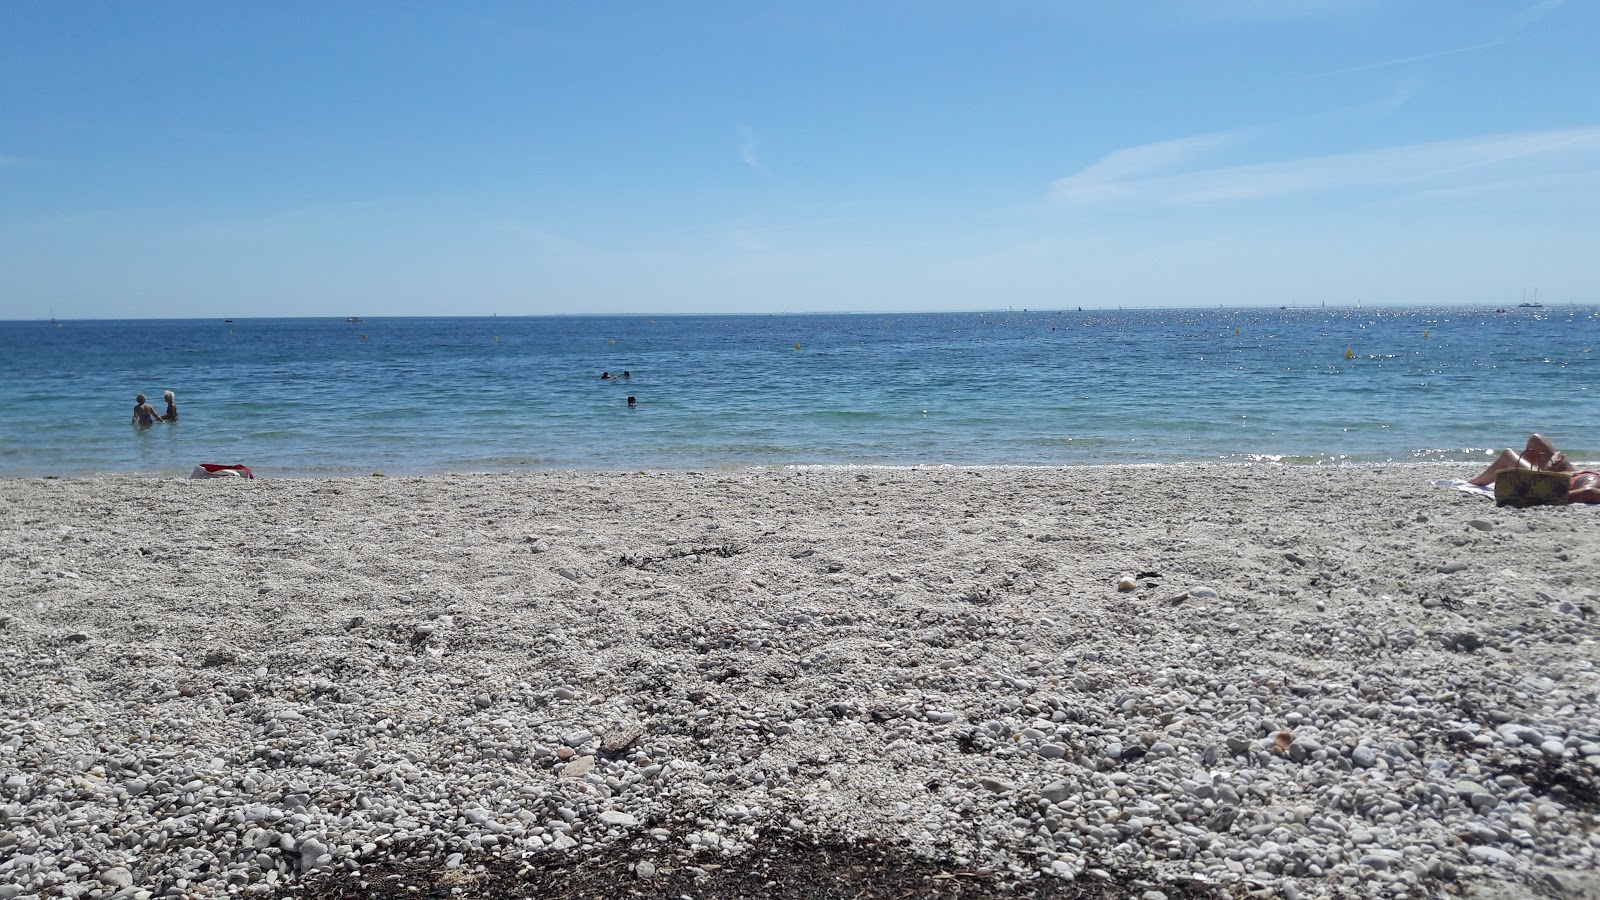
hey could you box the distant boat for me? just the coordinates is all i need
[1518,303,1543,308]
[224,318,233,323]
[346,317,363,323]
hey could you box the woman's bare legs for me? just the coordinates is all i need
[1468,448,1529,485]
[1520,433,1571,471]
[1467,434,1572,486]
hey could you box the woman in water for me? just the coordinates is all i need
[161,390,178,422]
[131,394,162,428]
[1469,433,1600,504]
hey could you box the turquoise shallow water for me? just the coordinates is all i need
[1,307,1596,477]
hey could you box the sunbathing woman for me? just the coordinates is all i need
[1468,433,1600,503]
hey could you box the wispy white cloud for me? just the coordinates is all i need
[739,125,768,175]
[1308,40,1501,78]
[1052,130,1246,202]
[1187,0,1378,22]
[509,226,576,254]
[1051,127,1600,206]
[1508,0,1566,30]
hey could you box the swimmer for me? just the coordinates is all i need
[622,370,631,379]
[626,395,637,408]
[161,390,178,422]
[131,393,161,428]
[601,371,613,379]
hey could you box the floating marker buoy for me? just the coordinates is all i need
[494,336,499,341]
[609,339,615,345]
[1234,327,1240,334]
[794,342,801,350]
[1344,346,1354,359]
[1422,330,1428,338]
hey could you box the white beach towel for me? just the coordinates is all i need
[1433,478,1493,499]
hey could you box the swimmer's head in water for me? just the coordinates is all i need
[163,390,175,403]
[627,395,637,407]
[136,393,147,404]
[622,371,631,378]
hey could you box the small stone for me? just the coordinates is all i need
[601,724,644,754]
[562,755,596,778]
[1351,747,1378,768]
[1437,561,1469,574]
[1466,520,1492,532]
[1038,743,1067,759]
[1540,739,1566,757]
[598,810,637,827]
[1041,780,1073,805]
[1468,846,1516,866]
[557,567,580,581]
[979,776,1013,793]
[474,693,493,708]
[1188,586,1219,600]
[634,860,656,879]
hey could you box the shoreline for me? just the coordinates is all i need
[3,467,1597,898]
[6,458,1583,483]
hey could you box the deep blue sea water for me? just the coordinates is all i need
[1,308,1596,477]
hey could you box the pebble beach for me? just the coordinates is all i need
[3,465,1599,899]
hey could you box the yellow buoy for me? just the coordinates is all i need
[1234,327,1240,334]
[609,339,615,345]
[1344,346,1354,359]
[1422,330,1428,338]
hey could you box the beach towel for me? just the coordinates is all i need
[1432,479,1493,499]
[190,464,254,480]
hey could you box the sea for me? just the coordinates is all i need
[1,307,1596,478]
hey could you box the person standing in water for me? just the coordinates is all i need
[161,390,178,422]
[131,394,161,427]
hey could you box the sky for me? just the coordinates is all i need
[1,0,1597,319]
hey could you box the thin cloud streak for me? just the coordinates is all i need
[1052,130,1245,202]
[1508,0,1566,30]
[1051,127,1600,206]
[739,125,768,175]
[1307,40,1501,78]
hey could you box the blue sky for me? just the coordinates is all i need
[2,0,1596,318]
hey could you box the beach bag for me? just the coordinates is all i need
[1495,468,1566,507]
[190,464,254,480]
